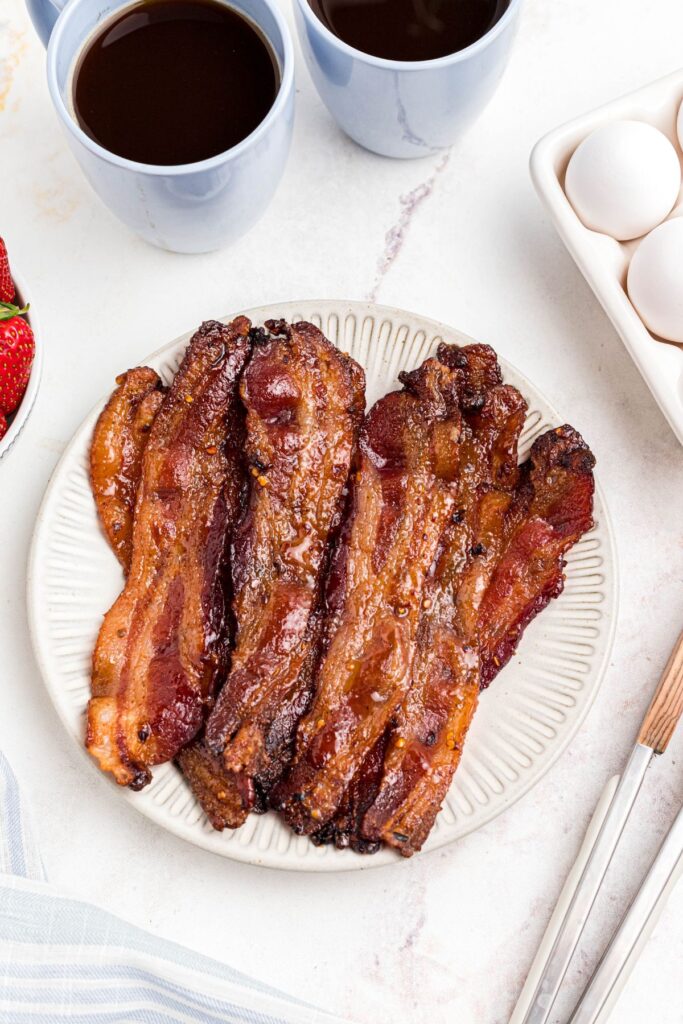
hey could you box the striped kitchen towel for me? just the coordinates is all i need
[0,752,352,1024]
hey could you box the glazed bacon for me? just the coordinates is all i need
[357,348,529,855]
[478,425,596,687]
[88,360,247,823]
[90,367,166,572]
[205,321,365,801]
[360,422,595,856]
[176,740,253,829]
[313,344,528,853]
[87,318,251,789]
[301,345,595,858]
[86,321,596,856]
[273,357,464,835]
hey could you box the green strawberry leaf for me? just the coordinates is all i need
[0,301,29,322]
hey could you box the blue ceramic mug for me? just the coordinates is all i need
[293,0,523,159]
[26,0,295,253]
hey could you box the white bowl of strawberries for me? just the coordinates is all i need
[0,239,41,463]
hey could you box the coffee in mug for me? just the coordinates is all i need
[309,0,511,62]
[72,0,280,166]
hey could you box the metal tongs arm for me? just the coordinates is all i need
[517,628,683,1024]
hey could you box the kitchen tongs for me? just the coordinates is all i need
[514,628,683,1024]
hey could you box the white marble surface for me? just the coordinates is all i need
[1,0,682,1021]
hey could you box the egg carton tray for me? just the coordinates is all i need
[530,67,683,447]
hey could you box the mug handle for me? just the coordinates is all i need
[25,0,69,47]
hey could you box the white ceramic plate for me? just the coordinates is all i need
[27,300,617,871]
[530,68,683,447]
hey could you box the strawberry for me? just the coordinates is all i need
[0,239,15,303]
[0,412,7,442]
[0,302,34,415]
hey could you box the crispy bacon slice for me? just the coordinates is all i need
[313,344,527,852]
[87,318,251,789]
[272,358,464,835]
[90,367,166,572]
[176,741,253,829]
[88,359,247,823]
[306,345,595,858]
[478,425,596,687]
[355,350,527,855]
[361,421,595,856]
[204,321,365,800]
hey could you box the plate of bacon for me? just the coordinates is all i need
[28,301,616,869]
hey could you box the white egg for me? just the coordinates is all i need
[627,217,683,343]
[678,96,683,152]
[565,120,681,241]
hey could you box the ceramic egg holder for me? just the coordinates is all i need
[531,68,683,446]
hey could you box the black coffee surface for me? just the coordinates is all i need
[73,0,279,165]
[310,0,510,62]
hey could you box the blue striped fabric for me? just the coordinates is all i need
[0,753,352,1024]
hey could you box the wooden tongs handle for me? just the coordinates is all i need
[638,629,683,753]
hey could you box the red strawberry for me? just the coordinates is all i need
[0,239,15,304]
[0,412,7,442]
[0,302,34,415]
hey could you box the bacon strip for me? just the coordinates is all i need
[176,741,254,829]
[305,345,595,858]
[90,367,166,572]
[478,425,596,687]
[312,344,526,852]
[272,358,464,835]
[205,321,365,802]
[355,347,527,854]
[360,422,595,855]
[88,358,248,824]
[87,318,251,789]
